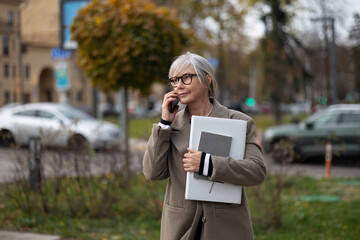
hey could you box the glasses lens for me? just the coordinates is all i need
[169,78,177,87]
[182,74,193,85]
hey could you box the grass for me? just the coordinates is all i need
[249,177,360,239]
[1,175,359,239]
[104,112,308,140]
[0,174,164,240]
[104,116,159,139]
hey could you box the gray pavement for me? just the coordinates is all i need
[0,231,60,240]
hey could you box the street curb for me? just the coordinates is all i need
[0,231,61,240]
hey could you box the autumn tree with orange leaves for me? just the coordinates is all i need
[71,0,192,176]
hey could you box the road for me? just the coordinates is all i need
[1,141,360,183]
[0,139,147,183]
[265,157,360,179]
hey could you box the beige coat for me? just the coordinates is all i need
[143,100,266,240]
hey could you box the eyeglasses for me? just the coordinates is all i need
[168,73,197,88]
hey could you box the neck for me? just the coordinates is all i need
[188,99,213,117]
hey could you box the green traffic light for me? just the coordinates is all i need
[246,98,256,107]
[318,96,327,105]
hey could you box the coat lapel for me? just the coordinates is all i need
[171,108,191,154]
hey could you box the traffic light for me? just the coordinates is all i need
[318,96,327,105]
[246,98,256,107]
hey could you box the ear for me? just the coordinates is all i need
[206,74,212,87]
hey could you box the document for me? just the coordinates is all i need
[185,116,247,204]
[194,132,232,181]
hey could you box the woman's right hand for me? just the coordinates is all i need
[161,91,179,122]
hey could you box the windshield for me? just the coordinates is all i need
[59,106,94,121]
[302,111,323,124]
[302,109,342,126]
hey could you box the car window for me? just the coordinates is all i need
[313,112,340,125]
[59,106,93,121]
[13,110,37,117]
[340,113,360,124]
[38,110,55,119]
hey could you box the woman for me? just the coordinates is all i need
[143,52,266,240]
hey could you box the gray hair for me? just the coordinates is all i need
[169,52,217,98]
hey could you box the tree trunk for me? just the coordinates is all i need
[120,87,130,180]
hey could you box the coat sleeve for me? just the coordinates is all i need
[142,124,172,181]
[209,117,266,186]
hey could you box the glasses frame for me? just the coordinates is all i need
[168,73,197,88]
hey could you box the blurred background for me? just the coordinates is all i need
[1,1,360,239]
[1,0,359,122]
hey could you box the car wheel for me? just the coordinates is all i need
[270,138,295,163]
[68,134,89,151]
[0,130,15,148]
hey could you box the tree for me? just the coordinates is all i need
[71,0,192,176]
[349,13,360,97]
[259,0,294,124]
[154,0,252,103]
[258,0,312,124]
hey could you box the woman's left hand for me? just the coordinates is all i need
[182,148,201,172]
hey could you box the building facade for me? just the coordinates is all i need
[0,0,23,105]
[1,0,164,117]
[0,0,92,109]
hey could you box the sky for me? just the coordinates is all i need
[243,0,360,45]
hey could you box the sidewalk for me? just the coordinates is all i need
[0,231,61,240]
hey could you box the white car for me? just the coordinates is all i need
[0,103,122,150]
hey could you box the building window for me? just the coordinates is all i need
[4,63,9,78]
[4,91,10,104]
[24,93,30,103]
[77,91,83,102]
[8,11,14,26]
[13,92,17,102]
[12,65,16,79]
[3,36,9,56]
[25,65,30,79]
[12,38,16,52]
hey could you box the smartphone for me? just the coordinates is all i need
[169,97,179,113]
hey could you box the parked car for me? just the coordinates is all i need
[0,103,122,150]
[263,104,360,162]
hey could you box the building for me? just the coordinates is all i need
[21,0,92,107]
[1,0,165,117]
[0,0,24,105]
[0,0,92,109]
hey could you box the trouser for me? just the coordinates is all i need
[194,215,202,240]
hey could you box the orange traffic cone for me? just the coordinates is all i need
[325,142,332,178]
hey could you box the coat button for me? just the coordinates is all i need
[202,216,206,223]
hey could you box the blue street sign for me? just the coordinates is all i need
[51,47,72,60]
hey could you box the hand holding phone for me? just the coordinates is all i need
[169,97,179,113]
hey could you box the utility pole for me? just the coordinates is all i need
[311,17,338,104]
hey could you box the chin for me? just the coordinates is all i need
[179,98,191,105]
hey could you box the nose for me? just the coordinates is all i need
[176,79,185,88]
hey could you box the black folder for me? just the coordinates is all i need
[194,131,232,180]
